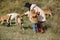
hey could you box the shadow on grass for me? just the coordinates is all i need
[44,24,52,31]
[23,26,32,30]
[0,22,16,27]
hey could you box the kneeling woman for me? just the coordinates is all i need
[24,2,46,33]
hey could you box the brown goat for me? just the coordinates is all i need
[0,15,10,24]
[16,14,24,30]
[44,8,52,16]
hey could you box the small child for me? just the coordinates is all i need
[29,10,38,33]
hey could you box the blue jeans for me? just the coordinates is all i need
[32,23,37,32]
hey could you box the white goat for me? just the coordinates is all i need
[7,13,19,25]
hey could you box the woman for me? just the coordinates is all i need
[24,2,46,33]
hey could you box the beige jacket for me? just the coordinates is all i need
[30,4,46,22]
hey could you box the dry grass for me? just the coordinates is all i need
[0,0,60,40]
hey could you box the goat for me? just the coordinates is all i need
[43,8,52,17]
[16,14,24,31]
[0,15,10,25]
[7,13,20,25]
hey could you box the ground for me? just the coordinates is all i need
[0,0,60,40]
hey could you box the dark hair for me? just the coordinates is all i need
[24,2,32,10]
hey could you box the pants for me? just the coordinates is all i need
[37,21,44,33]
[32,23,37,32]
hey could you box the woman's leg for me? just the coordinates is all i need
[37,21,45,33]
[39,22,45,33]
[37,22,40,32]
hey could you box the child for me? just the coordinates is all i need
[24,9,38,33]
[30,9,38,33]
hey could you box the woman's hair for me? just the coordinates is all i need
[24,2,32,10]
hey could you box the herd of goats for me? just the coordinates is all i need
[0,8,52,30]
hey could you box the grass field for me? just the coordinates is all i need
[0,0,60,40]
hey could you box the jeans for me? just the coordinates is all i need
[32,23,37,32]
